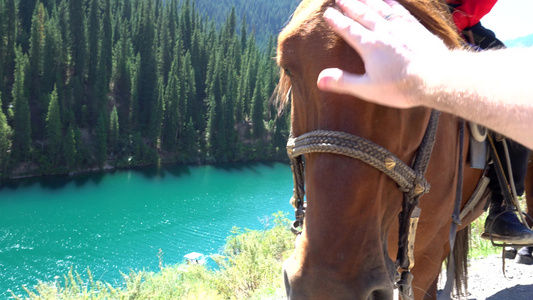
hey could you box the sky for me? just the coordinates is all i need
[481,0,533,41]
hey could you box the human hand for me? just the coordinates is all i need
[316,0,450,108]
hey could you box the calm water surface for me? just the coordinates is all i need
[0,162,293,298]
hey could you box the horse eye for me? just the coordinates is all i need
[284,68,293,77]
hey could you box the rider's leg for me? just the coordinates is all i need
[483,139,533,244]
[466,22,505,50]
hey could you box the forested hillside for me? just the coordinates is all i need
[0,0,291,178]
[190,0,300,49]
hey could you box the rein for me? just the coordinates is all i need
[287,109,441,298]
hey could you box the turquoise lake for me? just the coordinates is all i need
[0,162,293,298]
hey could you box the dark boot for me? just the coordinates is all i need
[481,203,533,245]
[516,246,533,265]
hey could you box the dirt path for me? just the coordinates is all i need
[438,254,533,299]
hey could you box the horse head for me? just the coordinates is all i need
[276,0,471,299]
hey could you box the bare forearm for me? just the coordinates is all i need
[411,48,533,149]
[317,0,533,149]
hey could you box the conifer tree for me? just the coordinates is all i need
[190,29,207,128]
[240,14,247,52]
[29,3,46,73]
[122,0,132,22]
[113,12,122,46]
[69,0,86,78]
[154,0,162,20]
[93,0,112,97]
[45,86,62,163]
[56,0,69,49]
[63,124,76,169]
[168,0,178,57]
[95,112,108,168]
[69,0,86,121]
[206,52,223,159]
[136,1,157,135]
[18,0,37,52]
[87,0,100,94]
[227,7,236,37]
[109,105,119,155]
[218,95,229,160]
[239,66,251,120]
[11,49,31,161]
[73,126,86,167]
[273,111,290,157]
[147,78,164,146]
[42,15,61,96]
[0,96,13,173]
[93,45,111,128]
[162,54,180,151]
[251,76,264,139]
[181,51,196,136]
[223,65,237,158]
[181,117,196,159]
[158,7,172,84]
[2,0,17,107]
[232,36,242,77]
[220,7,236,54]
[180,0,192,51]
[240,36,259,119]
[0,4,6,105]
[28,2,46,135]
[129,54,140,132]
[113,24,133,134]
[101,0,113,83]
[54,1,70,113]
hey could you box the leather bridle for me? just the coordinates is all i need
[286,109,441,299]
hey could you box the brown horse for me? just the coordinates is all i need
[276,0,490,299]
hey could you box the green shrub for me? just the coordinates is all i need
[213,212,294,299]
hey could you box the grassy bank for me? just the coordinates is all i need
[12,212,295,300]
[469,211,500,258]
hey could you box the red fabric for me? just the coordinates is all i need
[446,0,498,32]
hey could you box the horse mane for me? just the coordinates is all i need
[274,0,463,112]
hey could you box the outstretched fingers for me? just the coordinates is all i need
[323,8,371,56]
[335,0,390,31]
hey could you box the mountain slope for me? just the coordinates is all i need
[188,0,300,48]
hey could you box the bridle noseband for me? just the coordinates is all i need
[287,110,441,299]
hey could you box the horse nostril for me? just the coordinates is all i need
[369,288,395,300]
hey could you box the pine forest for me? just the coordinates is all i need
[0,0,296,178]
